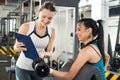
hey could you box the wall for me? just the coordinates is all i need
[0,5,13,17]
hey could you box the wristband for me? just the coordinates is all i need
[50,68,53,74]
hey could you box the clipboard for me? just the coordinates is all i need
[14,32,39,60]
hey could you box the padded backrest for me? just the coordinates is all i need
[60,59,102,80]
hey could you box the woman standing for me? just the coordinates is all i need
[13,1,56,80]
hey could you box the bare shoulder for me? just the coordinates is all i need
[75,46,92,64]
[77,45,99,62]
[77,46,92,58]
[77,45,99,58]
[18,22,30,34]
[80,46,93,54]
[89,44,101,54]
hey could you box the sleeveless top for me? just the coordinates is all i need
[89,43,107,80]
[16,21,52,71]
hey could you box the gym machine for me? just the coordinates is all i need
[109,13,120,72]
[0,11,27,57]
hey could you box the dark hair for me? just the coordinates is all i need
[77,18,105,64]
[39,1,56,12]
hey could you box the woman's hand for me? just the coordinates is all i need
[38,52,45,58]
[14,41,27,52]
[44,52,52,57]
[38,52,52,58]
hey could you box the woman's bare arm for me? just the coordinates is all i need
[104,51,110,71]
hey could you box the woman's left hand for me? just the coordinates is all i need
[38,52,52,58]
[44,52,52,57]
[38,52,45,58]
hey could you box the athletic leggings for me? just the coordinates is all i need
[15,66,43,80]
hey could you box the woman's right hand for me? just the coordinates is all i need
[14,41,27,52]
[38,52,45,58]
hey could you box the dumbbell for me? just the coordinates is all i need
[32,58,50,77]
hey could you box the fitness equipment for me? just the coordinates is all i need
[110,58,120,71]
[32,58,102,80]
[115,44,120,54]
[110,44,120,72]
[32,57,64,77]
[47,59,64,70]
[109,12,120,72]
[32,58,50,77]
[60,59,102,80]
